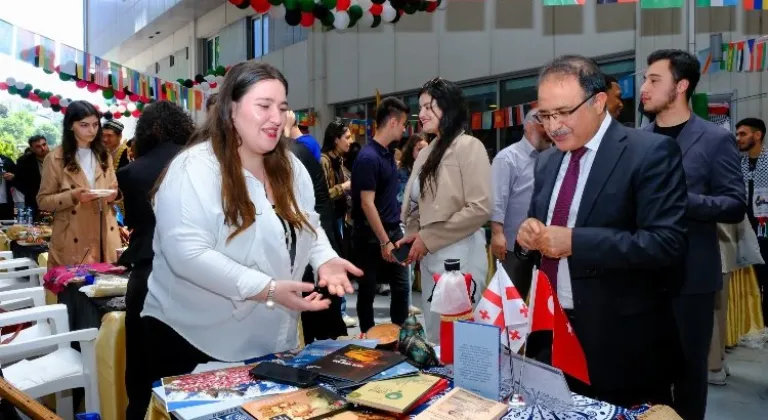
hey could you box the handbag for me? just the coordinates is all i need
[736,216,764,268]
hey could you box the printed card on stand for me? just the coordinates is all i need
[453,321,501,401]
[508,352,573,410]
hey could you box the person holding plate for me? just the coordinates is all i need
[37,100,122,267]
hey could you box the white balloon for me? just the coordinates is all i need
[127,103,137,112]
[358,0,373,10]
[60,99,70,107]
[269,5,286,19]
[215,75,225,84]
[109,105,119,114]
[204,74,216,82]
[41,99,50,108]
[333,11,350,29]
[5,77,15,86]
[361,12,374,27]
[382,4,397,22]
[117,105,126,114]
[200,81,210,91]
[15,81,25,90]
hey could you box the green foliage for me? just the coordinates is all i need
[0,110,62,160]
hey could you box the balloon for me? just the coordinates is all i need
[348,4,363,20]
[5,77,15,86]
[49,96,60,105]
[361,12,374,27]
[129,94,140,102]
[268,0,284,5]
[426,0,438,12]
[87,83,99,92]
[113,112,121,119]
[200,81,211,91]
[127,103,137,112]
[370,3,382,15]
[321,0,337,8]
[371,14,382,28]
[41,99,51,108]
[336,0,350,11]
[299,0,314,12]
[117,105,126,114]
[15,81,25,90]
[381,3,397,22]
[109,105,119,114]
[0,83,7,90]
[300,11,315,27]
[103,89,114,99]
[7,86,16,95]
[283,0,298,9]
[251,0,271,13]
[210,82,218,89]
[60,99,71,107]
[132,110,141,118]
[358,0,373,10]
[333,11,351,29]
[286,8,302,25]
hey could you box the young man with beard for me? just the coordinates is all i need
[640,49,746,420]
[15,135,49,221]
[735,117,768,322]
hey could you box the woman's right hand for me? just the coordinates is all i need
[72,188,98,204]
[251,280,331,312]
[341,180,351,192]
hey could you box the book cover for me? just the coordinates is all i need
[304,345,406,383]
[412,388,508,420]
[345,374,441,414]
[325,410,400,419]
[183,406,255,420]
[241,387,348,420]
[452,321,501,401]
[287,339,379,368]
[162,364,297,412]
[332,362,420,390]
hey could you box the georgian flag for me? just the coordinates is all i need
[472,262,529,352]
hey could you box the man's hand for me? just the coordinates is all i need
[491,231,507,261]
[283,110,296,138]
[2,172,14,181]
[381,241,396,263]
[341,180,351,192]
[516,218,546,250]
[538,226,573,258]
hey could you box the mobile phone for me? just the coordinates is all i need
[313,286,334,300]
[250,362,319,388]
[392,242,413,263]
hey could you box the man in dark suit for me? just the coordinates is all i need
[15,135,49,221]
[517,55,688,408]
[0,154,17,221]
[640,49,746,420]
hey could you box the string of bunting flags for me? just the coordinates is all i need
[0,18,216,118]
[544,0,763,9]
[697,35,768,74]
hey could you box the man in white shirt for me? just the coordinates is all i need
[517,55,688,408]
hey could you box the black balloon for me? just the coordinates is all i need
[195,74,205,83]
[103,112,113,120]
[371,0,386,4]
[371,15,382,28]
[390,0,406,9]
[51,104,61,112]
[285,9,302,26]
[391,10,402,23]
[314,4,331,20]
[418,0,428,12]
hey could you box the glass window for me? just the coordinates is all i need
[335,103,368,144]
[263,15,270,55]
[252,17,262,58]
[499,75,537,150]
[206,36,220,72]
[463,83,498,159]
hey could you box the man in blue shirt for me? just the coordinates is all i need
[351,97,410,333]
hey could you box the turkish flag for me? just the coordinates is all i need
[530,270,590,385]
[530,270,555,332]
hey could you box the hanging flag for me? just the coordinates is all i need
[597,0,638,3]
[543,0,585,5]
[77,52,92,81]
[110,62,123,90]
[152,77,161,100]
[471,113,482,130]
[696,0,737,6]
[15,27,36,65]
[747,39,756,71]
[756,41,766,71]
[481,111,493,130]
[472,263,530,352]
[59,44,77,76]
[529,270,590,385]
[640,0,683,8]
[698,48,713,74]
[0,20,12,56]
[38,36,56,73]
[744,1,768,10]
[94,57,110,87]
[493,110,507,128]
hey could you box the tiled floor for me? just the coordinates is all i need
[344,291,768,419]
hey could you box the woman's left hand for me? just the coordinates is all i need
[105,183,119,203]
[317,257,363,297]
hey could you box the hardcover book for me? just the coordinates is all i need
[241,387,348,420]
[412,388,508,420]
[303,345,406,383]
[345,374,441,414]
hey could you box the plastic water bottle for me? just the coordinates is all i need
[25,207,33,225]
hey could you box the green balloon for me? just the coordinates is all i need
[299,0,314,12]
[103,89,114,99]
[348,4,363,20]
[216,66,227,76]
[24,84,32,91]
[33,88,40,94]
[176,78,185,84]
[8,86,17,95]
[43,69,54,75]
[283,0,298,10]
[268,0,283,5]
[136,102,144,111]
[404,4,416,14]
[123,110,131,117]
[322,0,336,9]
[19,90,29,98]
[418,1,428,12]
[321,13,335,27]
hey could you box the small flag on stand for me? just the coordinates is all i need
[472,263,530,352]
[640,0,683,8]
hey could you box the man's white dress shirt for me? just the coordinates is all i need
[545,115,611,309]
[142,142,338,362]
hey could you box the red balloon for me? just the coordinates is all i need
[75,80,88,88]
[115,91,126,100]
[251,0,270,14]
[60,107,67,114]
[209,82,218,89]
[0,83,7,90]
[28,93,38,102]
[55,65,61,73]
[87,83,99,93]
[300,12,314,28]
[426,2,438,12]
[139,95,149,103]
[337,0,350,11]
[49,96,60,105]
[370,4,383,15]
[128,94,140,102]
[113,112,121,119]
[131,110,141,118]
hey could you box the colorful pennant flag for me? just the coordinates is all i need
[77,52,92,81]
[38,36,56,73]
[0,20,13,56]
[597,0,638,3]
[94,57,110,87]
[15,27,36,65]
[543,0,585,5]
[59,44,77,76]
[640,0,683,7]
[744,1,768,10]
[696,0,737,6]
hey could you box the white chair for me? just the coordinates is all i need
[0,305,99,420]
[0,288,66,348]
[0,258,46,293]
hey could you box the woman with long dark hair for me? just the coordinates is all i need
[137,62,360,410]
[118,101,195,419]
[397,78,492,343]
[37,100,121,267]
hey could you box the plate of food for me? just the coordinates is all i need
[90,189,116,198]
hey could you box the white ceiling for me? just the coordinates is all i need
[105,0,224,65]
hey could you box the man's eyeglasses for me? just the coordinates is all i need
[534,93,596,125]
